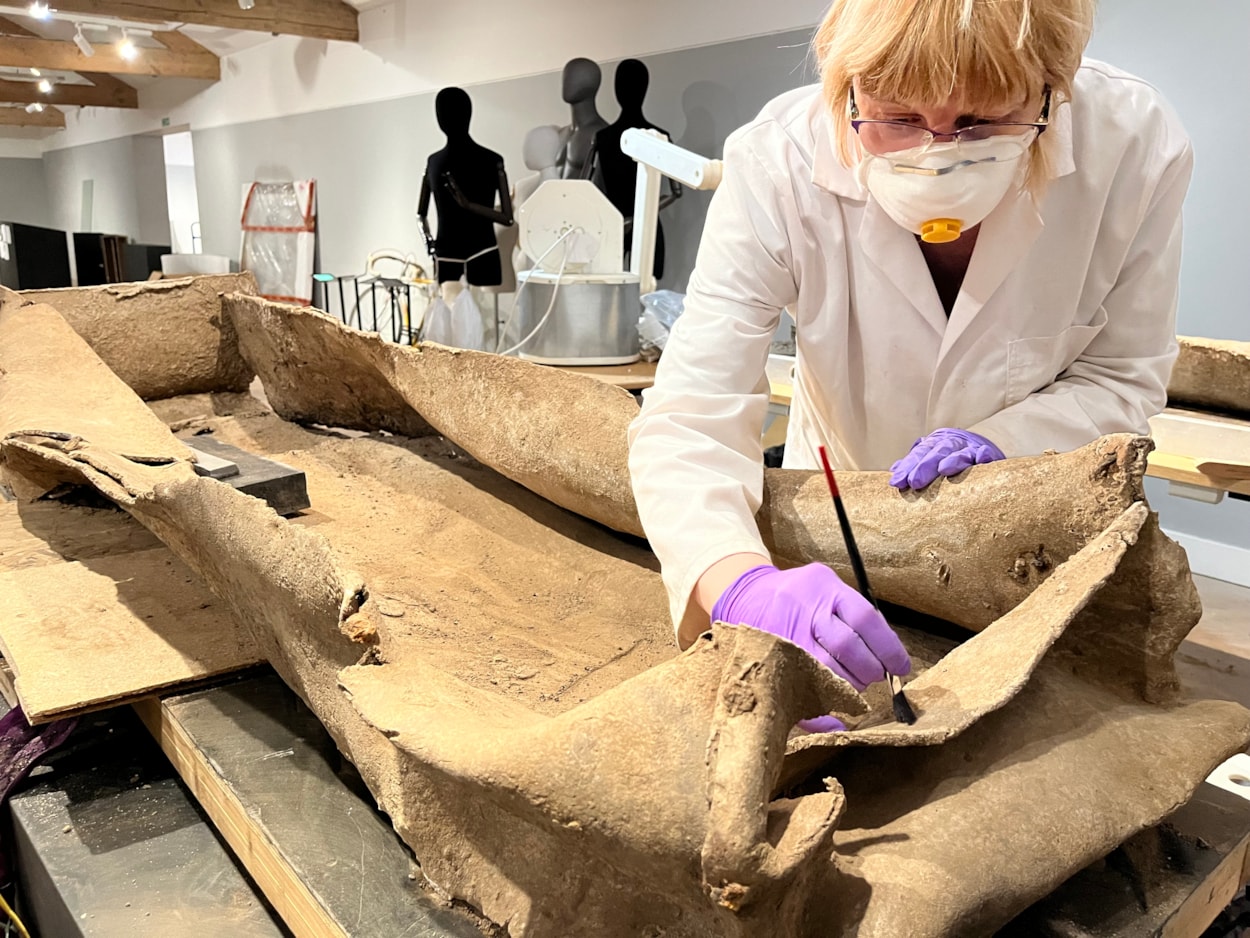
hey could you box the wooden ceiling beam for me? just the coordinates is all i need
[0,104,65,127]
[0,15,139,108]
[0,29,219,79]
[0,76,138,107]
[23,0,358,42]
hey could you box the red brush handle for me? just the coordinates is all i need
[817,445,840,499]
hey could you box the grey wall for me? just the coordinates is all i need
[190,27,817,284]
[133,137,173,245]
[1087,0,1250,554]
[0,157,50,228]
[43,135,170,245]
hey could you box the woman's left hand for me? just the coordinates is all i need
[889,428,1004,491]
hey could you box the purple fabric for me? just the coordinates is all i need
[889,427,1005,491]
[711,563,912,697]
[0,704,77,884]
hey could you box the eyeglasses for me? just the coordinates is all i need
[849,86,1051,162]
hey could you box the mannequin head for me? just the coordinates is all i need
[562,57,601,105]
[435,87,472,138]
[614,58,650,113]
[522,125,563,172]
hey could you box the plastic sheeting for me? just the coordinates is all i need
[240,181,316,304]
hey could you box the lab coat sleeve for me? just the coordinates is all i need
[628,128,799,639]
[969,142,1193,458]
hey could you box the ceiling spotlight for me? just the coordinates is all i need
[27,1,51,19]
[25,102,44,113]
[29,68,41,77]
[238,0,255,9]
[118,29,137,61]
[37,78,51,93]
[73,24,94,56]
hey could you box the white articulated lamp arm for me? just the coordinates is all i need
[622,128,723,295]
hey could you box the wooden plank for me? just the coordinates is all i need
[1147,451,1250,497]
[0,499,261,723]
[0,500,162,573]
[0,104,64,126]
[0,656,17,709]
[1160,826,1250,938]
[560,359,658,390]
[0,546,263,722]
[30,0,359,41]
[0,31,219,80]
[135,696,352,938]
[0,75,138,107]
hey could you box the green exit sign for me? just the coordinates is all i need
[161,117,171,127]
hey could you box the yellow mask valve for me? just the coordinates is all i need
[920,218,963,243]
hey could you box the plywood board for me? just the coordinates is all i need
[0,500,261,723]
[0,500,163,573]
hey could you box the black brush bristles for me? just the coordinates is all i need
[817,446,918,726]
[890,674,917,725]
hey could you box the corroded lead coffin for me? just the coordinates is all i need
[1,280,1246,938]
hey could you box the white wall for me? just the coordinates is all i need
[0,157,51,227]
[1087,0,1250,343]
[0,138,44,159]
[165,164,199,253]
[188,29,818,285]
[1087,0,1250,572]
[42,0,829,152]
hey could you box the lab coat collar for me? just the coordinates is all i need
[810,97,1076,197]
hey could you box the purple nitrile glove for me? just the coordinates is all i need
[889,428,1005,491]
[797,714,847,734]
[711,563,912,696]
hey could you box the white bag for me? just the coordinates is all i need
[423,280,486,350]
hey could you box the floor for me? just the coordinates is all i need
[1179,575,1250,713]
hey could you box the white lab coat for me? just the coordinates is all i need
[628,59,1192,635]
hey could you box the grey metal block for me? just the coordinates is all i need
[8,707,287,938]
[182,436,310,516]
[158,676,484,938]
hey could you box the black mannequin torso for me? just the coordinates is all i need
[558,58,608,181]
[418,87,513,286]
[585,58,680,278]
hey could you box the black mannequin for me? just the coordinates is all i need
[557,58,608,180]
[417,87,514,295]
[584,58,681,278]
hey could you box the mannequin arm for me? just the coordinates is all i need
[580,136,599,182]
[495,163,515,227]
[416,173,434,254]
[443,171,513,226]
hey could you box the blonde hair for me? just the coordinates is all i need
[814,0,1095,188]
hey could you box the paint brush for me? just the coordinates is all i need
[817,445,917,725]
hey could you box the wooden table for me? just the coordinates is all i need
[557,360,658,391]
[766,380,1250,497]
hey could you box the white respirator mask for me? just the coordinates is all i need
[856,132,1034,243]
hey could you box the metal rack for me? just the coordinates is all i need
[313,251,435,346]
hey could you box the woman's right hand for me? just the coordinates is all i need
[707,561,911,692]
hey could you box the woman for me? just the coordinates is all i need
[627,0,1191,699]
